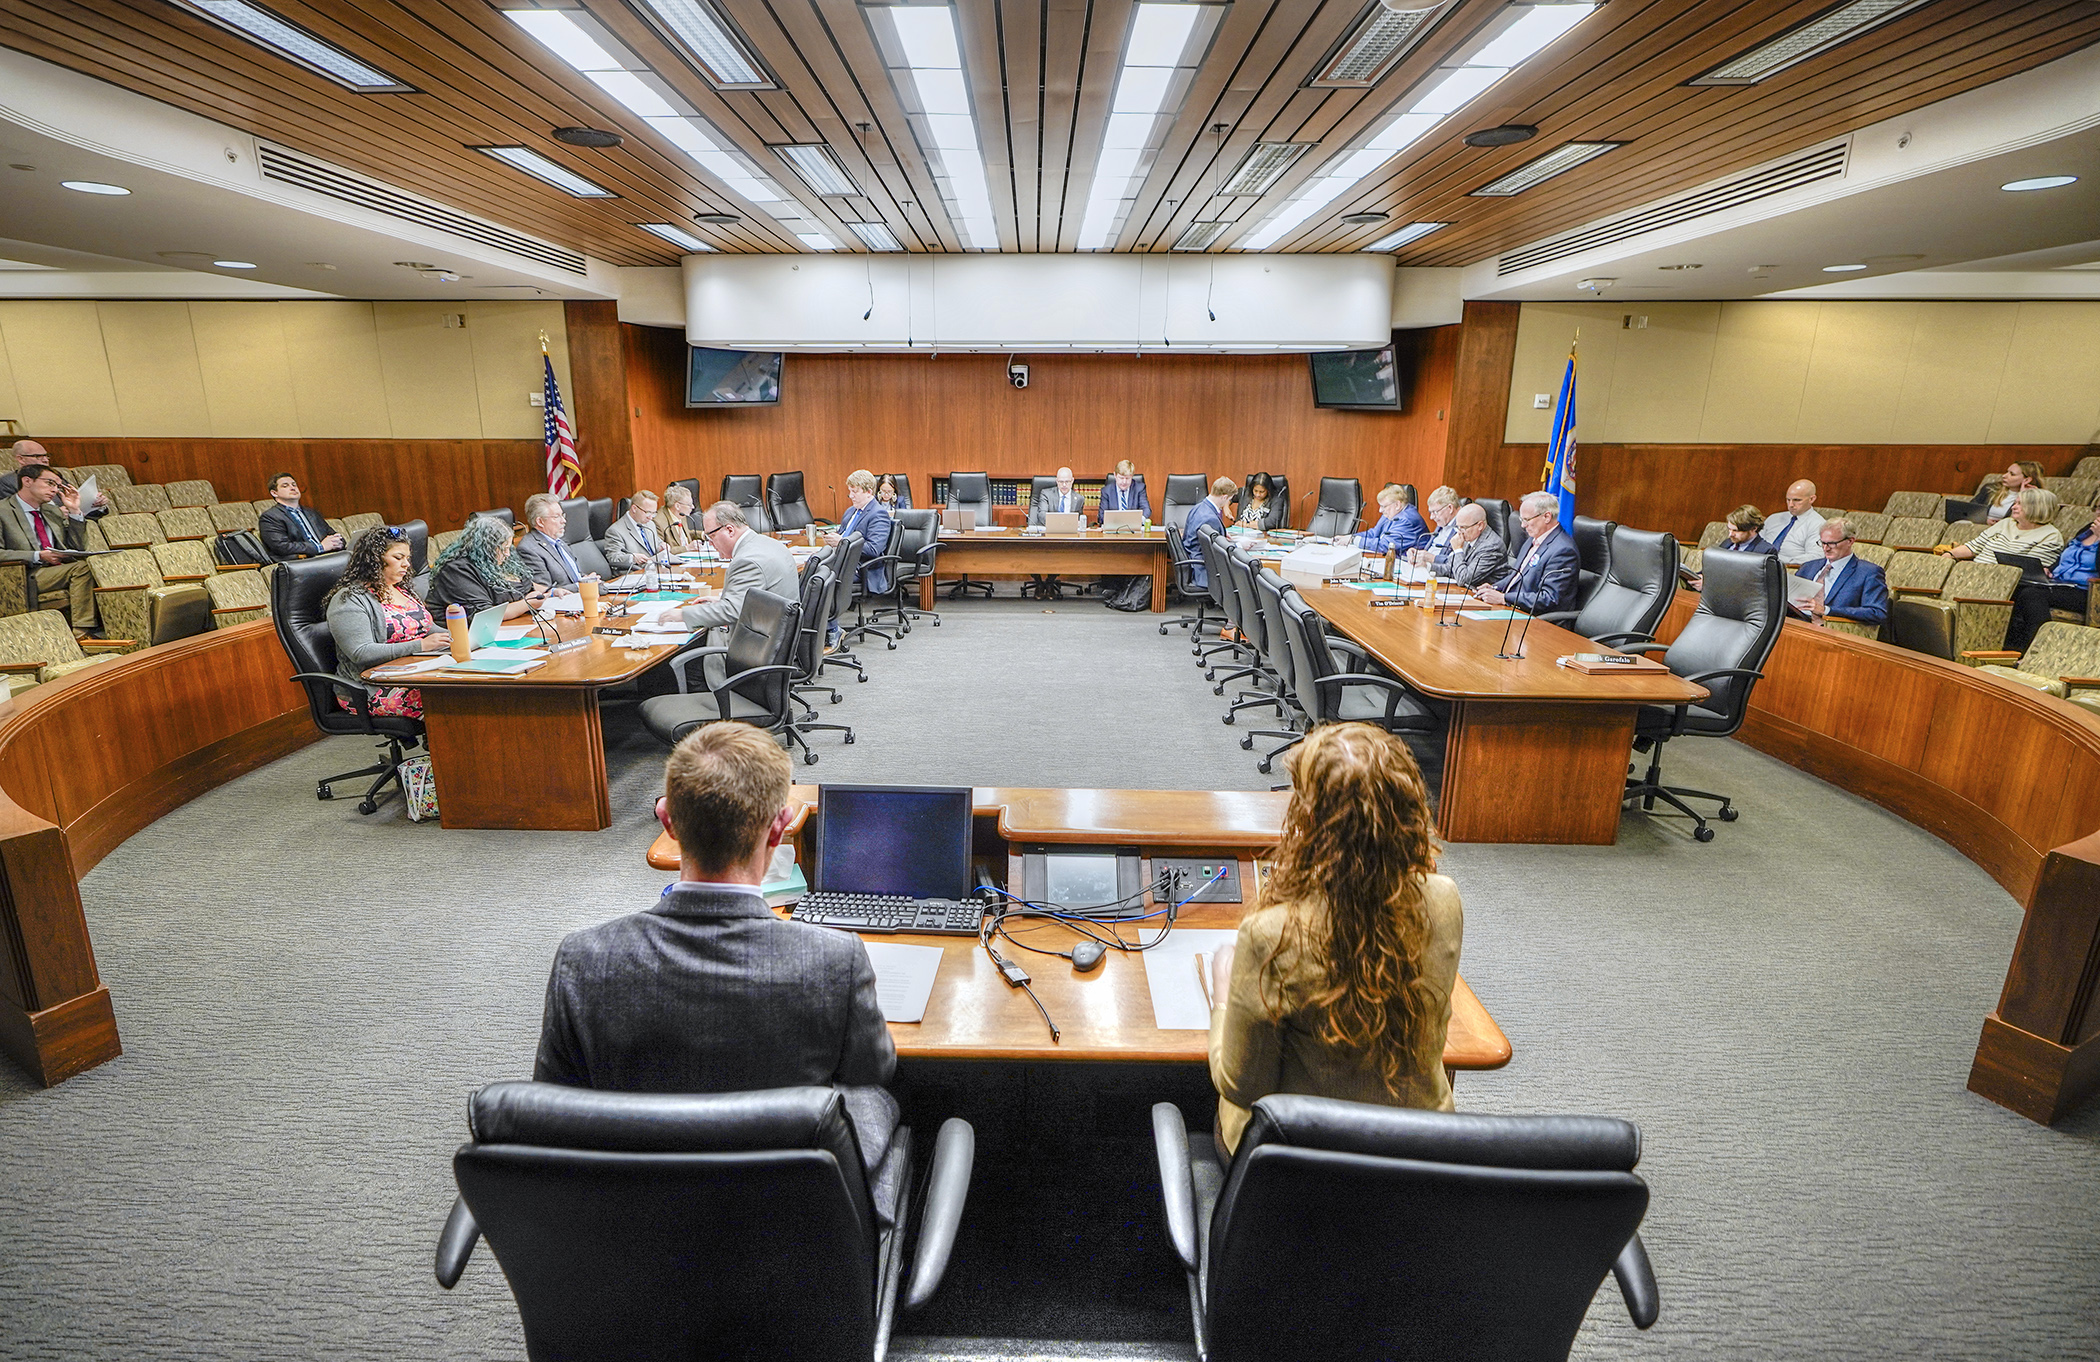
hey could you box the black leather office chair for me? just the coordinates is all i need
[587,497,614,542]
[1571,514,1615,607]
[876,474,913,508]
[1267,591,1436,774]
[562,499,614,579]
[392,519,429,577]
[470,507,513,530]
[1021,474,1073,599]
[667,477,699,510]
[768,471,823,531]
[817,534,870,686]
[720,474,772,533]
[1620,549,1784,841]
[1160,525,1217,637]
[638,587,804,750]
[1306,477,1363,537]
[939,472,996,598]
[1215,547,1282,709]
[1240,474,1290,530]
[1229,567,1306,762]
[785,562,853,761]
[436,1083,974,1362]
[1473,497,1518,556]
[1195,529,1243,666]
[871,508,940,633]
[1545,526,1677,647]
[842,519,903,651]
[1162,474,1208,535]
[1152,1094,1658,1362]
[270,553,426,816]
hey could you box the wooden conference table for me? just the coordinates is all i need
[646,785,1512,1075]
[1304,586,1708,845]
[925,526,1174,613]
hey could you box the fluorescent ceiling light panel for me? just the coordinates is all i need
[865,4,1000,249]
[796,232,838,250]
[1691,0,1934,85]
[1312,3,1444,87]
[1221,142,1314,196]
[176,0,412,91]
[847,222,904,251]
[1243,2,1594,250]
[1173,220,1232,250]
[61,180,131,195]
[1077,3,1221,250]
[1468,139,1619,195]
[773,144,860,197]
[631,0,772,88]
[476,145,616,196]
[1365,220,1447,250]
[638,222,716,250]
[2002,175,2077,191]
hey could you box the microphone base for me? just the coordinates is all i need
[1494,650,1527,660]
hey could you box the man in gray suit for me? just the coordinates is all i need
[513,493,584,590]
[1425,503,1509,588]
[535,721,903,1221]
[682,501,798,686]
[1026,466,1084,598]
[600,489,667,573]
[1,464,95,630]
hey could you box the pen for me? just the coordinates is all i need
[1195,952,1213,1009]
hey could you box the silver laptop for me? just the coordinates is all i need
[941,507,974,531]
[1101,509,1143,529]
[468,605,506,648]
[1044,511,1082,533]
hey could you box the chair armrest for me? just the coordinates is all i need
[904,1117,975,1310]
[662,644,728,695]
[210,604,262,616]
[168,534,210,542]
[1538,609,1579,625]
[434,1195,480,1289]
[1613,1232,1659,1329]
[1327,637,1373,664]
[708,663,796,720]
[1616,641,1672,654]
[0,659,46,673]
[291,669,372,723]
[2060,676,2100,692]
[92,584,147,595]
[164,572,211,582]
[217,562,261,572]
[1588,630,1655,649]
[1959,650,2020,661]
[1893,585,1943,597]
[1679,666,1763,687]
[1953,596,2012,606]
[1150,1103,1200,1274]
[80,639,137,653]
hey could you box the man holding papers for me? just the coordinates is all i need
[1,464,97,631]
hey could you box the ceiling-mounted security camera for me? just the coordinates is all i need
[1007,359,1030,390]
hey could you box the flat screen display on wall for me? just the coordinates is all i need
[1308,345,1401,410]
[687,346,783,406]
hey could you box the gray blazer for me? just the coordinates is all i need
[534,883,903,1221]
[1432,531,1509,589]
[681,529,798,638]
[513,528,582,589]
[325,587,432,694]
[1030,486,1086,526]
[0,495,85,566]
[600,512,666,572]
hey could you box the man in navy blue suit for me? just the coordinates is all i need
[1180,477,1234,591]
[1478,491,1579,616]
[827,469,893,641]
[1099,460,1151,519]
[1795,517,1888,627]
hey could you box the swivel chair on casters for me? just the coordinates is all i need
[938,472,996,599]
[271,553,426,815]
[1306,477,1363,537]
[720,474,772,533]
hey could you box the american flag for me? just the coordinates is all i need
[542,354,581,498]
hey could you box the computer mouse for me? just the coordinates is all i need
[1070,941,1107,972]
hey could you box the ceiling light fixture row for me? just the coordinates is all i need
[1469,140,1622,196]
[1077,2,1229,250]
[1243,1,1597,251]
[865,4,1001,250]
[637,222,716,251]
[169,0,412,91]
[1691,0,1935,85]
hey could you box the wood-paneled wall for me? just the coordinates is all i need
[619,322,1459,525]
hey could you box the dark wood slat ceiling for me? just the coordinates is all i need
[2,0,2095,271]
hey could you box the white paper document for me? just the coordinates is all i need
[546,591,584,615]
[494,624,537,640]
[611,633,686,649]
[860,942,945,1024]
[469,646,547,660]
[370,655,457,677]
[1142,929,1241,1029]
[632,613,694,633]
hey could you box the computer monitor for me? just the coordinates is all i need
[812,785,974,899]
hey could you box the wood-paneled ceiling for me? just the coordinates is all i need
[4,0,2097,267]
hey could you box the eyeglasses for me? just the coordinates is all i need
[1819,536,1852,547]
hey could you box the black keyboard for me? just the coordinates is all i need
[791,892,986,935]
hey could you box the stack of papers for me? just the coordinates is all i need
[546,591,584,615]
[370,655,459,678]
[1141,930,1242,1029]
[469,645,547,661]
[860,942,945,1024]
[440,657,543,676]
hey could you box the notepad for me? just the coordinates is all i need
[470,646,547,661]
[1459,609,1525,620]
[439,658,543,676]
[1142,929,1240,1029]
[1343,582,1406,594]
[860,942,945,1024]
[625,591,689,603]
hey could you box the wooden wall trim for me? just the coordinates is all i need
[1441,301,1522,497]
[564,300,637,502]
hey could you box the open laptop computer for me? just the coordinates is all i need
[1996,551,2051,584]
[789,784,986,934]
[940,507,975,532]
[1044,511,1082,533]
[467,604,505,649]
[1945,497,1990,525]
[1101,509,1143,529]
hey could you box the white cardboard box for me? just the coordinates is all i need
[1278,543,1362,592]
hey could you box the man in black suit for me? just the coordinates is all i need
[534,721,904,1221]
[256,472,344,560]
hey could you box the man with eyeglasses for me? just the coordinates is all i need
[513,493,582,590]
[1794,517,1888,627]
[679,501,797,689]
[1477,491,1579,616]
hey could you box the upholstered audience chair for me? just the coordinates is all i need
[2051,503,2095,539]
[107,483,171,516]
[1847,511,1891,545]
[99,512,166,550]
[1881,517,1945,552]
[1884,550,1952,598]
[204,569,271,627]
[0,608,130,695]
[1880,490,1943,520]
[89,548,209,652]
[338,512,384,540]
[1694,521,1729,551]
[1946,520,1984,544]
[431,529,463,557]
[1680,546,1704,578]
[251,499,279,516]
[209,501,260,534]
[1962,623,2100,712]
[0,564,29,618]
[156,505,215,542]
[1942,561,2023,655]
[2076,455,2100,480]
[150,539,221,584]
[164,479,218,507]
[57,463,132,493]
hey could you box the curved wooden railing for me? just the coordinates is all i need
[0,622,313,1084]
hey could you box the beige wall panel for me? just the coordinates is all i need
[1504,302,1621,442]
[97,302,211,437]
[1889,302,2017,443]
[280,302,389,437]
[466,301,570,439]
[189,302,299,436]
[1795,302,1919,443]
[1986,302,2100,444]
[0,325,25,439]
[1600,303,1719,443]
[0,301,122,435]
[1698,302,1818,442]
[374,303,482,438]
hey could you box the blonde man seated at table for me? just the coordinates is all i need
[1939,487,2064,567]
[1207,722,1462,1160]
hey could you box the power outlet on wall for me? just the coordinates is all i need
[1533,393,1551,409]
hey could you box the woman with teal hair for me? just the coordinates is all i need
[427,516,547,621]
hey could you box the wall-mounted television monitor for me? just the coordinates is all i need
[1309,344,1402,410]
[687,346,783,407]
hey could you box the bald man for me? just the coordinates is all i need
[0,441,109,518]
[1027,466,1084,598]
[1760,480,1826,568]
[1428,503,1509,588]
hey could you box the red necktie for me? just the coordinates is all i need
[32,509,51,550]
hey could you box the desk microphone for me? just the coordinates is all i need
[1496,604,1536,661]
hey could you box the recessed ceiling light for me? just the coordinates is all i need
[473,146,616,197]
[638,222,716,251]
[2002,175,2077,192]
[1463,123,1537,148]
[1823,263,1867,272]
[629,0,774,89]
[771,144,859,198]
[212,260,258,269]
[1340,210,1390,225]
[1690,0,1935,86]
[1311,2,1444,87]
[552,126,624,148]
[694,211,742,224]
[846,222,903,252]
[1365,221,1448,251]
[1172,220,1233,251]
[1220,142,1315,197]
[170,0,412,91]
[61,180,130,195]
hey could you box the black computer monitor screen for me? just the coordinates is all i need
[1043,853,1120,908]
[814,785,973,898]
[686,346,782,406]
[1309,345,1402,410]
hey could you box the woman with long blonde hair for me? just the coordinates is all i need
[1207,722,1463,1157]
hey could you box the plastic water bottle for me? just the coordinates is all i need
[643,558,658,593]
[445,603,469,662]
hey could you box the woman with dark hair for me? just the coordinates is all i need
[1207,722,1463,1158]
[426,516,546,620]
[875,474,901,509]
[325,526,448,718]
[1237,472,1281,531]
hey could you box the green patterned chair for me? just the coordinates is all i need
[0,563,30,619]
[156,505,215,542]
[1961,624,2100,713]
[1946,520,1983,544]
[250,499,278,516]
[339,511,384,540]
[1884,552,1956,657]
[209,501,260,534]
[1695,521,1728,550]
[1680,546,1703,579]
[1889,559,2025,659]
[1882,517,1945,552]
[2051,503,2093,539]
[150,539,221,584]
[57,463,132,493]
[1885,550,1952,598]
[1880,491,1942,520]
[204,568,270,627]
[108,483,171,516]
[87,549,209,653]
[99,512,165,550]
[2076,456,2100,481]
[432,529,463,558]
[1848,511,1892,545]
[0,609,130,697]
[165,479,218,507]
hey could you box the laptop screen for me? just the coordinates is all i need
[813,785,973,898]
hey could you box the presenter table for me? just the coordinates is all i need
[1305,587,1708,845]
[926,528,1173,612]
[648,786,1511,1074]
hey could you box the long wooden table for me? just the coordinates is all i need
[1305,587,1708,845]
[926,527,1173,612]
[648,786,1512,1074]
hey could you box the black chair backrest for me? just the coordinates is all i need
[1224,548,1268,656]
[470,507,512,529]
[560,497,614,577]
[1163,474,1207,532]
[668,477,699,508]
[588,498,614,541]
[877,474,913,508]
[395,519,429,577]
[720,475,772,532]
[793,563,836,680]
[1663,549,1782,735]
[1167,526,1202,594]
[1473,497,1518,555]
[893,509,938,583]
[1199,526,1232,609]
[1307,477,1363,537]
[1241,474,1291,529]
[1282,592,1343,721]
[947,472,992,527]
[1572,515,1614,605]
[269,553,351,723]
[560,498,593,545]
[1206,1094,1647,1362]
[1571,526,1676,643]
[723,587,801,716]
[1026,475,1060,525]
[1252,568,1299,700]
[455,1081,879,1362]
[828,532,865,619]
[768,471,814,531]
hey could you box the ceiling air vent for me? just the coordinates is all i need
[1173,221,1233,251]
[257,144,589,275]
[1309,1,1446,88]
[1496,139,1850,276]
[1221,142,1314,196]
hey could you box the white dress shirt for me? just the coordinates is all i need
[1763,508,1826,567]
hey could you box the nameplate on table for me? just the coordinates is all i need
[548,637,592,654]
[1370,597,1421,608]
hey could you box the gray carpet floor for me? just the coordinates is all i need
[2,596,2097,1360]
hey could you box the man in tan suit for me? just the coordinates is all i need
[0,464,95,631]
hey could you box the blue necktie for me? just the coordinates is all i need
[553,535,580,581]
[291,508,317,547]
[639,523,656,554]
[1768,515,1794,553]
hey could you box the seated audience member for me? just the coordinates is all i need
[1427,503,1508,587]
[0,441,109,518]
[427,516,547,621]
[1356,484,1430,555]
[603,489,669,572]
[1208,722,1462,1159]
[829,470,894,639]
[258,473,345,561]
[875,474,900,509]
[1180,477,1235,590]
[1237,472,1283,531]
[1940,488,2064,567]
[512,493,584,590]
[1,463,97,631]
[2007,505,2099,650]
[535,721,903,1220]
[1983,461,2044,523]
[1420,486,1461,555]
[1099,459,1151,519]
[656,485,697,549]
[325,526,448,718]
[1760,480,1826,568]
[1796,518,1889,628]
[1477,492,1578,615]
[1717,504,1775,555]
[683,502,799,685]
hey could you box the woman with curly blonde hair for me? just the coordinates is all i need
[1207,722,1463,1157]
